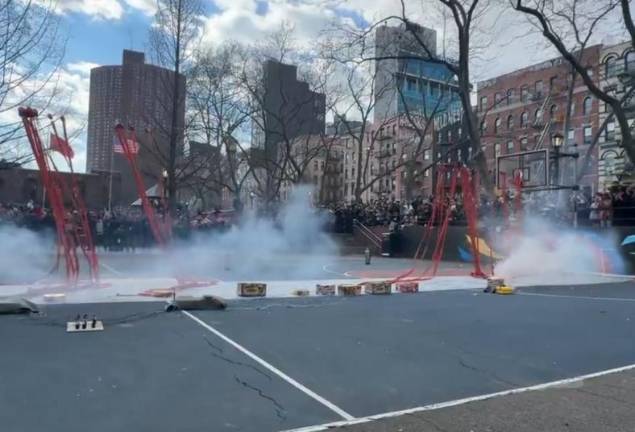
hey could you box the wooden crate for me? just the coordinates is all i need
[396,282,419,293]
[337,284,362,296]
[364,281,392,295]
[316,284,336,296]
[237,283,267,297]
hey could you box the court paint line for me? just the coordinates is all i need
[586,271,635,280]
[282,362,635,432]
[517,291,635,302]
[99,262,124,276]
[182,310,355,421]
[321,264,352,278]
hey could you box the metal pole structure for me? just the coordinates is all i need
[553,146,560,186]
[108,145,114,212]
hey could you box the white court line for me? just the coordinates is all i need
[586,271,635,280]
[282,362,635,432]
[99,262,124,276]
[181,310,355,421]
[517,291,635,302]
[321,264,352,278]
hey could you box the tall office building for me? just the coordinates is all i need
[251,59,326,199]
[374,23,460,122]
[252,59,325,150]
[86,50,185,205]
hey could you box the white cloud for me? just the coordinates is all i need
[202,0,339,49]
[1,62,94,172]
[66,61,101,75]
[53,0,125,20]
[44,0,157,20]
[123,0,157,16]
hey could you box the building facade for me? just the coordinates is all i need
[597,42,635,190]
[251,59,326,201]
[0,168,119,210]
[252,60,326,153]
[374,23,460,122]
[338,115,437,203]
[87,50,186,205]
[476,45,601,194]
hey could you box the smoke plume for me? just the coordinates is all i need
[156,185,339,280]
[0,224,55,284]
[494,216,624,283]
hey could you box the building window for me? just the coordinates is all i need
[407,77,417,91]
[583,97,592,116]
[507,114,514,130]
[495,92,503,106]
[424,150,430,160]
[494,117,501,133]
[480,96,488,111]
[495,143,501,157]
[506,140,514,153]
[507,89,514,105]
[605,56,618,78]
[535,80,543,97]
[550,104,558,117]
[606,119,616,140]
[627,51,635,71]
[520,85,529,102]
[534,108,542,124]
[480,120,487,136]
[520,137,528,151]
[550,76,558,92]
[584,126,592,144]
[568,128,575,141]
[520,111,528,128]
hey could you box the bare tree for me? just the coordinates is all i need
[322,22,455,203]
[148,0,202,213]
[237,27,332,206]
[512,0,635,165]
[187,43,254,209]
[340,0,501,195]
[0,0,65,163]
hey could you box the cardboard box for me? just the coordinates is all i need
[237,283,267,297]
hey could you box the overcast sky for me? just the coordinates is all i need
[22,0,630,171]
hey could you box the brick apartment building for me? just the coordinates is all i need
[337,114,439,204]
[476,45,601,195]
[87,50,186,206]
[597,41,635,190]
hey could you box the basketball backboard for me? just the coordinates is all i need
[496,149,549,190]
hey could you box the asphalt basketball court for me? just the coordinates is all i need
[2,281,635,432]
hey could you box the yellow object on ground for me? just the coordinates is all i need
[495,285,514,295]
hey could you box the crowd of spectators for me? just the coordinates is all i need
[4,182,635,249]
[327,181,635,233]
[328,196,472,233]
[0,200,235,251]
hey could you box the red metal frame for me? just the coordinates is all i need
[113,124,170,246]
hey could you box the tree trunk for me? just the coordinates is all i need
[167,0,183,216]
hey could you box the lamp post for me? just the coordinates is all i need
[552,132,564,186]
[162,169,169,210]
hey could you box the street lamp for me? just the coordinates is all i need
[551,132,564,186]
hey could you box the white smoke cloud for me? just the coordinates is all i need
[0,224,55,285]
[155,185,339,280]
[494,217,624,284]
